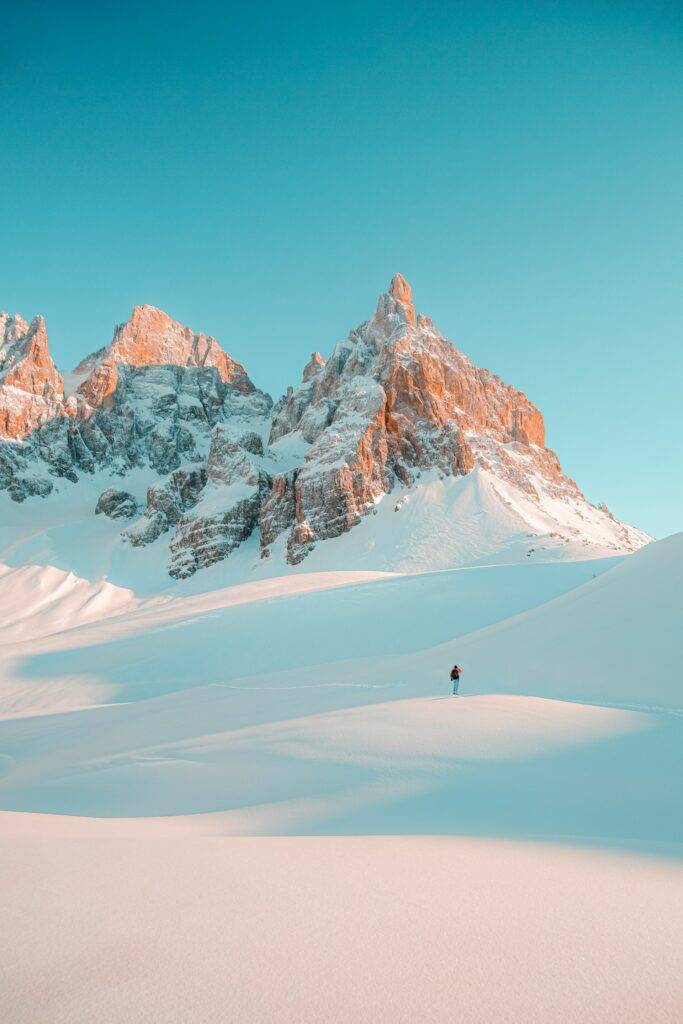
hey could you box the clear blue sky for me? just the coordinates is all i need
[2,1,681,537]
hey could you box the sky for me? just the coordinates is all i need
[1,0,681,538]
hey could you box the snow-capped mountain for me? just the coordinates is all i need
[0,276,649,582]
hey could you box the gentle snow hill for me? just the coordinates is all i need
[0,557,618,714]
[212,530,680,712]
[0,542,681,845]
[0,692,681,844]
[450,530,683,708]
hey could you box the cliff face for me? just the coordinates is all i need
[0,279,649,577]
[0,313,66,440]
[263,275,568,563]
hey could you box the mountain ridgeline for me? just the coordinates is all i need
[0,277,648,578]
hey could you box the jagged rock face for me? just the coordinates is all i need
[263,274,555,561]
[167,426,269,578]
[124,468,209,547]
[260,472,297,551]
[169,494,262,579]
[75,304,255,409]
[0,281,649,575]
[0,314,66,440]
[302,352,326,382]
[0,306,272,536]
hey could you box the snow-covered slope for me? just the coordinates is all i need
[0,556,612,716]
[451,530,683,706]
[0,564,135,642]
[0,536,679,833]
[0,463,641,600]
[280,465,646,573]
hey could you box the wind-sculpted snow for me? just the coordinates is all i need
[0,277,649,580]
[4,834,682,1024]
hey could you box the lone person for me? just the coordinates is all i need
[450,664,462,696]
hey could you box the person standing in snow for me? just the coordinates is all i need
[450,664,461,695]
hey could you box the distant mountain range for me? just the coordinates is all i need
[0,276,649,581]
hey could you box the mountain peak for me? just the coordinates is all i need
[302,352,325,382]
[389,273,412,304]
[389,273,416,325]
[0,312,65,439]
[1,314,53,382]
[374,273,416,328]
[75,305,256,407]
[127,303,174,329]
[1,312,31,348]
[0,278,649,575]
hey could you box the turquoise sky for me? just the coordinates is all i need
[1,1,681,537]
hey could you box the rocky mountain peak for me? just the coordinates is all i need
[302,352,325,382]
[372,273,417,337]
[388,273,416,324]
[75,305,256,409]
[1,312,30,349]
[0,313,65,439]
[261,277,646,566]
[0,278,649,577]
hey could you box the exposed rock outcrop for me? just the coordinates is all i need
[302,352,325,382]
[166,425,270,578]
[169,493,262,579]
[95,488,139,519]
[123,468,208,547]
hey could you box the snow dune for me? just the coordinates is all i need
[0,564,136,641]
[1,692,678,846]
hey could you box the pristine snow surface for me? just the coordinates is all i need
[3,835,682,1024]
[0,531,681,1023]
